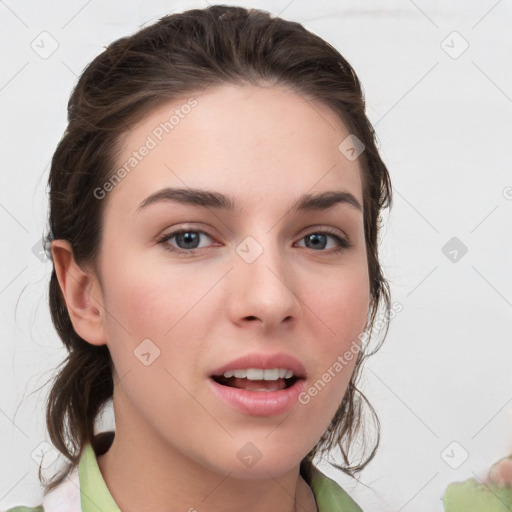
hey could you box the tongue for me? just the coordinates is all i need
[229,377,287,391]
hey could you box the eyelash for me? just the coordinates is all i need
[156,227,352,255]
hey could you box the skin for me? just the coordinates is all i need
[52,82,370,512]
[489,457,512,486]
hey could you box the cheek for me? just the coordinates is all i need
[300,262,369,414]
[99,255,226,391]
[309,261,370,345]
[98,260,211,412]
[101,257,211,339]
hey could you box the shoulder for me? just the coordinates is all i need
[443,477,512,511]
[309,465,363,512]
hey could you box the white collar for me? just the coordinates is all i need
[41,466,81,512]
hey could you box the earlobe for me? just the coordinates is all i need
[51,239,107,346]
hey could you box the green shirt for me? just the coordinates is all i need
[3,442,363,512]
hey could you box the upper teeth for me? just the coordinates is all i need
[223,368,294,380]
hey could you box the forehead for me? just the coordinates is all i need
[107,83,364,214]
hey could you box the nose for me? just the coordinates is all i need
[227,235,300,332]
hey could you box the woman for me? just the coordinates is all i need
[5,5,393,511]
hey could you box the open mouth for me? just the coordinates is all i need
[208,363,308,416]
[211,368,300,392]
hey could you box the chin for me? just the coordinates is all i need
[201,441,310,480]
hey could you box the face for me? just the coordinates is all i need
[90,83,369,478]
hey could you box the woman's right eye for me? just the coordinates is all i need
[156,229,216,254]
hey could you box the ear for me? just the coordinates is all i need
[51,239,107,346]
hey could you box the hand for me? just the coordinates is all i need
[488,456,512,486]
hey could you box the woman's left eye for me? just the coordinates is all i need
[295,231,351,253]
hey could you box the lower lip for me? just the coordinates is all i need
[208,377,307,417]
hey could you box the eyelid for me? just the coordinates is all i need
[296,224,349,241]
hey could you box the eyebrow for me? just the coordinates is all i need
[137,187,363,213]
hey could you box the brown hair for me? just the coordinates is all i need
[42,4,392,493]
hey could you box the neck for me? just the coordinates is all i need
[97,432,317,512]
[94,391,318,512]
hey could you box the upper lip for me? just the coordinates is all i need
[209,352,307,379]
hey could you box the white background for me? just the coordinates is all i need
[1,1,511,511]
